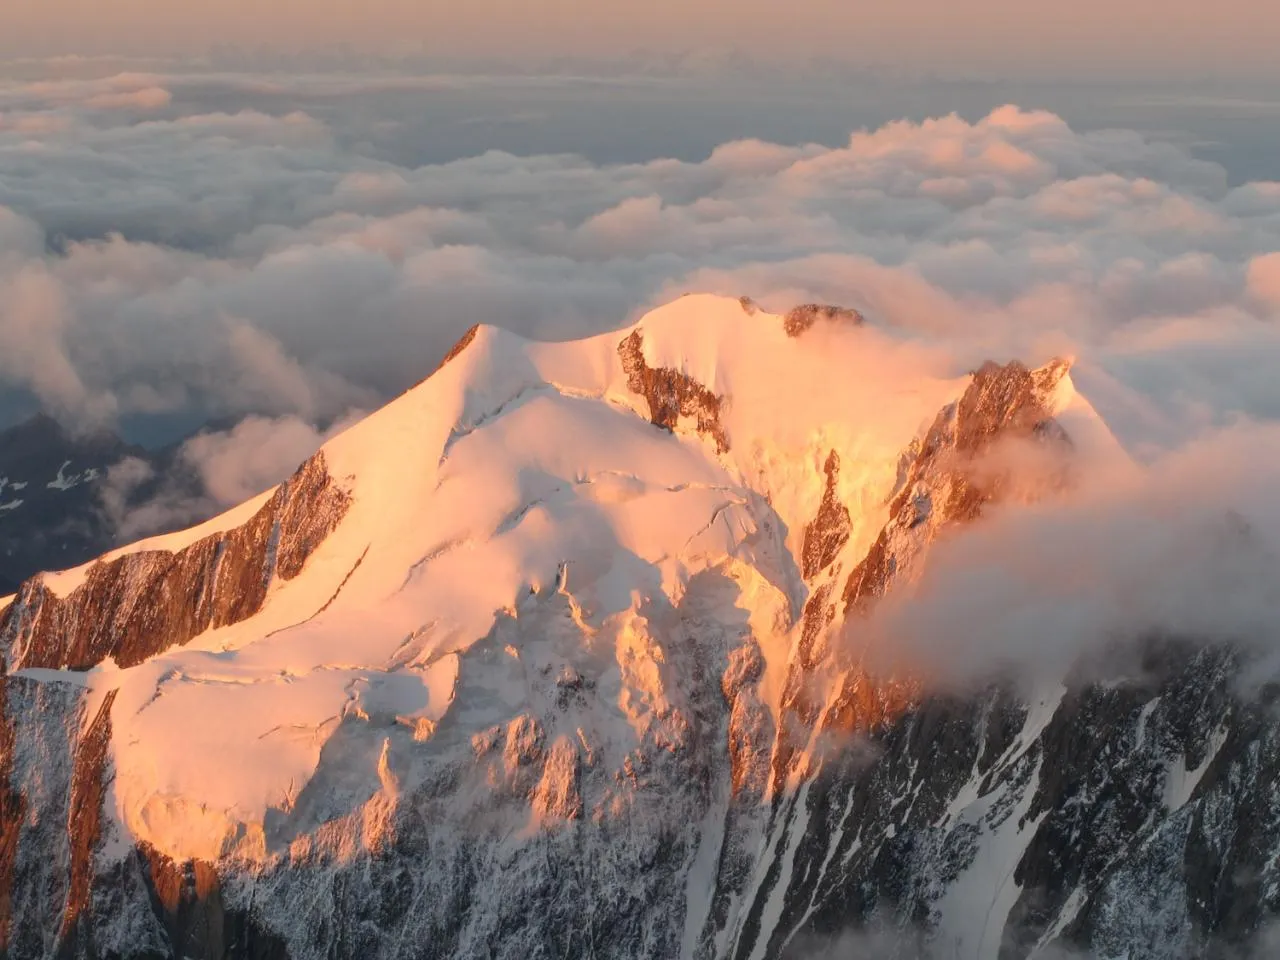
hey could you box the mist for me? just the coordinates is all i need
[856,421,1280,690]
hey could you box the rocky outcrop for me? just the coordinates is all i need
[0,677,85,958]
[59,690,116,951]
[0,452,349,672]
[782,303,865,337]
[841,358,1071,616]
[800,451,852,580]
[413,325,481,389]
[129,845,289,960]
[618,329,730,453]
[0,680,24,956]
[771,358,1071,804]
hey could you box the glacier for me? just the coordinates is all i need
[1,294,1278,959]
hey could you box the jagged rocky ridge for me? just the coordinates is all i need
[0,453,349,672]
[0,295,1275,960]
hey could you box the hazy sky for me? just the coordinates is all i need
[6,0,1279,79]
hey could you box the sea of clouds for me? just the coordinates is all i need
[2,68,1280,662]
[1,70,1278,438]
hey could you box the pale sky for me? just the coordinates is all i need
[5,0,1278,79]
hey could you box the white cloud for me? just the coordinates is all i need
[1246,251,1280,310]
[0,262,116,425]
[858,422,1280,688]
[0,72,1279,553]
[102,411,365,541]
[84,85,171,111]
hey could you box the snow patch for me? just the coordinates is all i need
[935,756,1047,960]
[1164,724,1228,811]
[46,460,99,491]
[1134,696,1161,752]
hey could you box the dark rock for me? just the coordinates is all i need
[618,329,730,454]
[800,451,852,580]
[783,304,865,338]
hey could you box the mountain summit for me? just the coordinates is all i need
[0,295,1271,960]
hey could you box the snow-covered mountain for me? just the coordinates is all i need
[0,294,1276,959]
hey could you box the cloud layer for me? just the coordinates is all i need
[1,68,1280,570]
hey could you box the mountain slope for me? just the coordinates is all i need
[0,294,1274,960]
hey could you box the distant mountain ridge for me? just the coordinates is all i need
[0,412,217,593]
[0,413,139,592]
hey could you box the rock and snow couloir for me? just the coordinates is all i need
[0,294,1270,960]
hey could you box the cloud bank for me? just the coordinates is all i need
[1,69,1280,576]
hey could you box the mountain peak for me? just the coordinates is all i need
[0,294,1154,960]
[3,294,981,860]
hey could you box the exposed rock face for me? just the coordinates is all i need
[737,642,1280,960]
[769,359,1073,797]
[439,325,480,370]
[4,346,1280,960]
[58,690,116,956]
[0,452,349,672]
[618,329,730,453]
[0,680,25,956]
[782,303,865,337]
[414,325,481,389]
[842,358,1071,616]
[117,844,292,960]
[0,676,91,958]
[800,451,852,581]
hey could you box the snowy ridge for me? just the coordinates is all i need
[9,294,1265,960]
